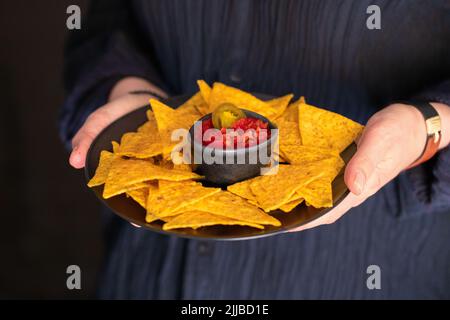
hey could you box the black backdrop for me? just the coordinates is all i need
[0,1,103,298]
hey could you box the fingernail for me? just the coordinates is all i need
[70,147,81,167]
[353,171,365,195]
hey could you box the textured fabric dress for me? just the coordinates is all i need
[60,0,450,299]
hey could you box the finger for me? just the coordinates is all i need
[69,109,111,169]
[289,193,360,232]
[69,131,96,168]
[69,94,152,169]
[344,121,388,196]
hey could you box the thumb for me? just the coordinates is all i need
[69,131,96,169]
[344,124,385,196]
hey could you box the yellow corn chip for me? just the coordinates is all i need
[137,121,152,134]
[208,82,278,119]
[296,177,333,208]
[136,110,158,134]
[87,150,114,187]
[146,215,174,223]
[159,158,193,172]
[116,131,163,159]
[267,94,293,120]
[145,213,159,223]
[227,180,259,206]
[158,179,198,190]
[146,181,220,217]
[146,109,154,121]
[176,93,204,118]
[276,98,302,122]
[103,157,202,199]
[281,145,341,168]
[249,164,325,212]
[151,99,198,158]
[127,181,151,191]
[146,212,176,223]
[187,191,281,226]
[274,114,304,166]
[162,210,264,230]
[126,185,151,208]
[299,102,364,153]
[111,141,120,153]
[279,197,304,213]
[197,80,212,105]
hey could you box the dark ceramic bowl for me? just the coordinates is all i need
[188,110,278,186]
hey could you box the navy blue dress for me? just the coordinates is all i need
[60,0,450,299]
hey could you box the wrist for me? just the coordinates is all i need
[108,76,168,102]
[406,104,429,163]
[396,101,446,169]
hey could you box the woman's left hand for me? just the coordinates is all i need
[291,102,449,232]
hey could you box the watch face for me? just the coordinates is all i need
[426,115,441,138]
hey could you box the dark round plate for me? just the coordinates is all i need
[85,95,356,241]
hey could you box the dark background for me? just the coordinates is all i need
[0,1,102,298]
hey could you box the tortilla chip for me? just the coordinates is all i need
[281,144,341,167]
[87,150,114,187]
[249,164,326,212]
[126,184,152,208]
[145,213,160,223]
[151,99,198,158]
[176,93,204,118]
[146,109,154,121]
[277,118,302,150]
[162,210,264,230]
[267,94,294,120]
[137,121,151,134]
[136,122,150,134]
[187,191,281,226]
[208,82,278,119]
[116,131,163,159]
[159,158,192,172]
[276,98,302,122]
[146,211,176,223]
[227,180,259,206]
[279,197,304,213]
[299,102,364,152]
[127,181,151,191]
[111,141,120,153]
[146,181,221,217]
[289,155,343,208]
[296,177,333,208]
[103,157,202,199]
[197,80,212,104]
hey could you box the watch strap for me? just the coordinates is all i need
[397,100,442,169]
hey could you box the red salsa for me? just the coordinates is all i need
[197,117,271,149]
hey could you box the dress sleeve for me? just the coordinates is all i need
[59,0,166,149]
[405,79,450,211]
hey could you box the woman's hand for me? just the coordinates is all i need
[291,102,450,232]
[69,77,167,169]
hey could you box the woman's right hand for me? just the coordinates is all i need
[69,77,167,169]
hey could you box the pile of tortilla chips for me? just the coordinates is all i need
[88,81,364,231]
